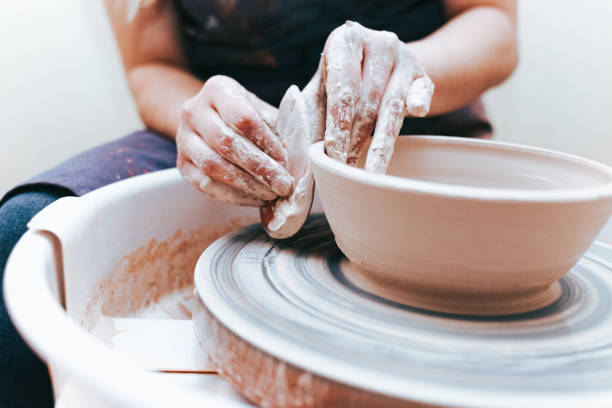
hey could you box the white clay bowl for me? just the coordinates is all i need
[309,136,612,316]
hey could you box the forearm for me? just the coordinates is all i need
[128,63,202,139]
[105,0,197,138]
[406,4,517,115]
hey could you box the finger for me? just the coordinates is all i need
[365,54,414,174]
[245,90,279,137]
[187,106,293,197]
[405,75,434,117]
[324,21,364,163]
[347,30,397,166]
[178,126,277,201]
[178,158,265,207]
[206,76,288,167]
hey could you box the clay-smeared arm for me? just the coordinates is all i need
[106,1,293,206]
[321,22,435,173]
[177,76,294,204]
[321,0,517,173]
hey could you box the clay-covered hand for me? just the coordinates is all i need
[177,75,294,206]
[322,21,435,173]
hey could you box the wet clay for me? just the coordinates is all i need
[310,136,612,315]
[260,76,325,238]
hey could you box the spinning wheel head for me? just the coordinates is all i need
[194,216,612,407]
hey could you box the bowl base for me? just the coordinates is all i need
[341,261,563,316]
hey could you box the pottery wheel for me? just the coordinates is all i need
[194,214,612,407]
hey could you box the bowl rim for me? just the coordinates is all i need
[309,136,612,203]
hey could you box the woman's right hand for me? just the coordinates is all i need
[177,75,294,206]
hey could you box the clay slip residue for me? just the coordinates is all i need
[82,217,256,331]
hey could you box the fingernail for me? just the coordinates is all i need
[406,92,432,117]
[406,102,429,117]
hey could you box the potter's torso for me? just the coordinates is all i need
[172,0,446,106]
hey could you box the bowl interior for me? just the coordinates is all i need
[355,137,612,190]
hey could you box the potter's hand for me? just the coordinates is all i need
[322,21,434,173]
[177,75,293,206]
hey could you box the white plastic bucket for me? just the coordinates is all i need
[3,168,283,407]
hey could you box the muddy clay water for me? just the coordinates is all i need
[86,219,255,326]
[83,219,257,381]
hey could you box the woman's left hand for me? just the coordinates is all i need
[321,21,434,173]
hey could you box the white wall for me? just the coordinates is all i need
[1,1,611,196]
[483,1,612,165]
[0,1,142,196]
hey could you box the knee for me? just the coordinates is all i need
[0,189,69,271]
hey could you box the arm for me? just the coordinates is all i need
[407,0,518,115]
[105,0,292,205]
[104,0,202,138]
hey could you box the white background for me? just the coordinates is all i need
[1,1,611,195]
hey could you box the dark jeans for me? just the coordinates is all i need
[0,188,73,407]
[0,131,178,408]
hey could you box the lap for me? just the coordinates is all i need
[0,189,69,408]
[0,130,175,407]
[2,130,177,205]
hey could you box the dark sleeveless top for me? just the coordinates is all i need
[172,0,492,137]
[173,0,445,106]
